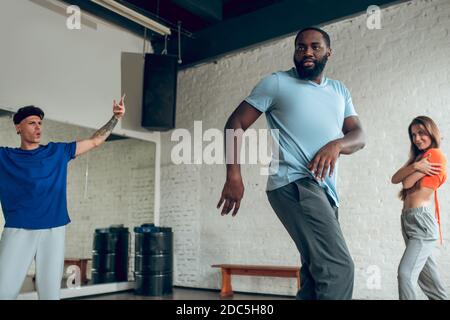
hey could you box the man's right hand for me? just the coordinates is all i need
[217,175,244,217]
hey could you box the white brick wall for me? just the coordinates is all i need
[0,117,156,277]
[160,164,201,287]
[160,0,450,299]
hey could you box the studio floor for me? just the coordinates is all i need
[78,287,294,300]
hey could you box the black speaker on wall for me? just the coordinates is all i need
[141,54,177,131]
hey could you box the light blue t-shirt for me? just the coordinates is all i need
[245,68,357,207]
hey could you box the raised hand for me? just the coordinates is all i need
[113,94,126,119]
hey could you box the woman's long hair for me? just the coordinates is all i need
[399,116,441,200]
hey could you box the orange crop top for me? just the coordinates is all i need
[420,148,447,243]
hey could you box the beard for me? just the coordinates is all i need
[294,55,328,80]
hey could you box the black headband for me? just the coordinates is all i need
[13,106,45,125]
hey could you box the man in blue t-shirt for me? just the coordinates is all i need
[0,95,125,300]
[217,27,366,300]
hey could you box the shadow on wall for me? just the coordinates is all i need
[0,109,14,118]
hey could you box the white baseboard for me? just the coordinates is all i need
[17,281,135,300]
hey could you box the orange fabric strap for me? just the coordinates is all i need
[435,190,443,245]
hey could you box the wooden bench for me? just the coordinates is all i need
[212,264,300,297]
[32,258,91,285]
[64,258,91,284]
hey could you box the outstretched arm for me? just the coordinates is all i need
[75,95,126,157]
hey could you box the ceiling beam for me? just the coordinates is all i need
[171,0,222,22]
[60,0,406,68]
[154,0,405,68]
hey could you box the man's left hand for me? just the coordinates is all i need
[307,140,342,181]
[113,94,126,120]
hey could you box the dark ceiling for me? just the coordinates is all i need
[123,0,283,32]
[63,0,404,68]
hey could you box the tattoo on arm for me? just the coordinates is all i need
[91,116,118,141]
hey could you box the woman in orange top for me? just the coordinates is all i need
[391,116,447,300]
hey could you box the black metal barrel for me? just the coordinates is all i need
[92,225,129,284]
[134,224,173,296]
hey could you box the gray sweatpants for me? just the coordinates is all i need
[398,207,447,300]
[267,178,354,300]
[0,226,66,300]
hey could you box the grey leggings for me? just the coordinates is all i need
[398,207,447,300]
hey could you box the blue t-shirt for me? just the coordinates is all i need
[245,68,358,207]
[0,142,77,229]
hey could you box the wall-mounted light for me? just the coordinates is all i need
[91,0,171,36]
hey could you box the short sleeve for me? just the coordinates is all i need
[244,73,278,113]
[421,148,447,189]
[64,141,77,162]
[342,83,357,118]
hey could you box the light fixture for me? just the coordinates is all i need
[91,0,171,36]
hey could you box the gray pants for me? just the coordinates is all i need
[0,226,66,300]
[398,207,447,300]
[267,178,354,300]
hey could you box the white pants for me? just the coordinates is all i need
[0,226,66,300]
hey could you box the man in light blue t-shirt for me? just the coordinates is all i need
[217,27,366,300]
[0,96,125,300]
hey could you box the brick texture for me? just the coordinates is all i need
[159,0,450,299]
